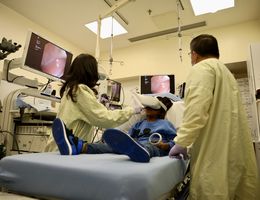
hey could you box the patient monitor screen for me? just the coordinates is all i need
[23,32,73,81]
[140,75,175,94]
[110,80,121,102]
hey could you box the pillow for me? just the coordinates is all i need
[165,101,184,129]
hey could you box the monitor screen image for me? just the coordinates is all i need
[110,80,121,102]
[140,74,175,94]
[22,31,73,81]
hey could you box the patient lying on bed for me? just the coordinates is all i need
[52,95,177,163]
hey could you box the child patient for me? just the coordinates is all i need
[52,95,177,163]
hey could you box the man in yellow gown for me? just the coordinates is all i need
[169,34,259,199]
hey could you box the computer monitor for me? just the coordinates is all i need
[140,74,175,94]
[178,82,186,99]
[110,80,121,102]
[21,31,73,81]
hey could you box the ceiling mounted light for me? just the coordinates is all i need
[85,16,127,39]
[190,0,235,16]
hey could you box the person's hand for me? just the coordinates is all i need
[133,105,143,114]
[169,143,188,160]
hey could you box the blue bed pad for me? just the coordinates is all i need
[0,152,186,200]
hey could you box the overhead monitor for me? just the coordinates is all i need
[140,74,175,94]
[21,31,73,81]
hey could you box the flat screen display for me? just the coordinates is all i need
[140,74,175,94]
[110,80,121,102]
[22,31,73,81]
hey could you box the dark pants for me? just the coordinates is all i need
[86,142,168,158]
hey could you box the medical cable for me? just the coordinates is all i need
[91,127,102,143]
[6,59,24,83]
[0,129,21,154]
[40,79,53,93]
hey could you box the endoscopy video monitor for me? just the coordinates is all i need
[22,31,73,81]
[140,74,175,94]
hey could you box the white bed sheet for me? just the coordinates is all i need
[0,152,186,200]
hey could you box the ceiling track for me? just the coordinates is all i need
[103,0,129,25]
[128,21,206,42]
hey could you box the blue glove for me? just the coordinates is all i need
[169,143,188,160]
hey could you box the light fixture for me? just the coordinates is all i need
[85,16,127,39]
[190,0,234,16]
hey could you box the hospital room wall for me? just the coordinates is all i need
[100,19,260,105]
[0,3,84,102]
[0,2,260,102]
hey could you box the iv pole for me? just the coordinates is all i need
[95,0,134,62]
[176,0,184,62]
[109,16,114,75]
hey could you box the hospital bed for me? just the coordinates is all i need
[0,98,186,200]
[0,153,186,200]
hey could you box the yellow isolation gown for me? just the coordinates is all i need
[174,58,259,200]
[45,84,134,152]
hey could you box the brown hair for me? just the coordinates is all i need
[60,54,99,102]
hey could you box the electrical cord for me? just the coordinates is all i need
[6,59,14,82]
[91,127,103,143]
[40,78,53,92]
[10,75,24,82]
[0,100,2,113]
[0,129,21,154]
[6,59,24,82]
